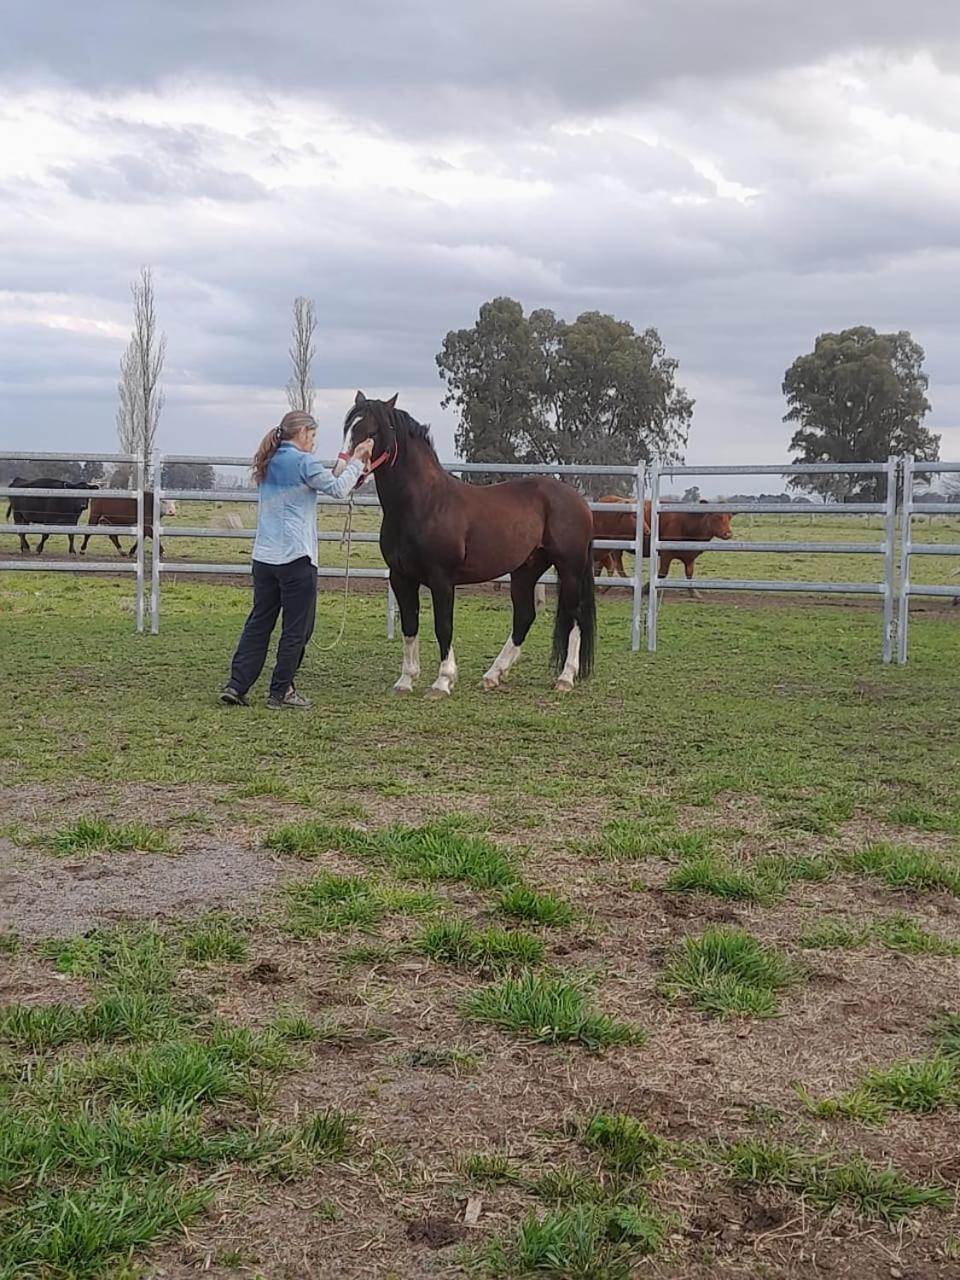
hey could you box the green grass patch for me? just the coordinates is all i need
[462,971,645,1051]
[890,803,960,836]
[458,1149,524,1185]
[773,792,855,835]
[43,927,175,995]
[935,1014,960,1058]
[800,912,960,956]
[665,855,766,902]
[418,920,545,971]
[582,1112,669,1180]
[473,1202,664,1278]
[38,817,173,856]
[497,886,574,927]
[0,931,19,956]
[264,818,518,889]
[283,871,439,936]
[660,928,800,1018]
[585,817,709,861]
[720,1139,951,1223]
[806,1057,960,1123]
[179,914,250,964]
[847,844,960,894]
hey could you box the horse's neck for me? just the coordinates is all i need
[377,443,449,508]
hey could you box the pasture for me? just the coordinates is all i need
[2,569,960,1279]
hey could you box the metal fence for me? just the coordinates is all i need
[4,450,959,664]
[0,450,147,631]
[150,453,648,647]
[897,455,960,663]
[646,459,899,662]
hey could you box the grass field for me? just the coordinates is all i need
[2,570,960,1279]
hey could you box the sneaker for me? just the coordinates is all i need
[219,686,248,706]
[266,689,312,710]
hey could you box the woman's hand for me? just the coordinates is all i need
[353,439,375,464]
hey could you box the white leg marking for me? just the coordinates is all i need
[555,623,581,693]
[429,647,457,697]
[482,636,523,690]
[393,635,420,693]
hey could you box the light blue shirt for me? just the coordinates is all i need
[252,442,364,567]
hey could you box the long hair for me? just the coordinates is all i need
[252,411,316,485]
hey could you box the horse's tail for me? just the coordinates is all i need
[551,545,597,681]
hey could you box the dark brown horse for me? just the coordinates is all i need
[340,393,596,695]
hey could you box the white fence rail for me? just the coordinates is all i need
[646,458,899,663]
[897,456,960,662]
[4,450,960,664]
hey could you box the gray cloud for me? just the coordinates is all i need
[4,1,959,134]
[3,2,960,476]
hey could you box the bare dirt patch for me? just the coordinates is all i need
[0,838,288,938]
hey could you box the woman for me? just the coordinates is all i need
[220,410,373,709]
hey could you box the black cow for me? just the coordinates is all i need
[5,477,99,555]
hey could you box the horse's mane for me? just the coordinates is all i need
[344,399,438,461]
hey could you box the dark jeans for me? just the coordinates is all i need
[228,557,317,700]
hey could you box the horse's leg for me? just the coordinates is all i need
[36,533,48,555]
[109,534,124,555]
[482,562,544,690]
[554,566,582,692]
[426,577,457,698]
[551,551,596,693]
[390,571,421,693]
[18,533,29,553]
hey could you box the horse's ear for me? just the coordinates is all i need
[386,393,398,409]
[355,390,366,406]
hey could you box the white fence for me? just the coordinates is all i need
[897,456,960,662]
[0,450,147,632]
[3,450,959,663]
[646,458,899,662]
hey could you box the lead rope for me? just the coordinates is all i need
[314,496,355,652]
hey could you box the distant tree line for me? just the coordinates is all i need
[437,304,943,490]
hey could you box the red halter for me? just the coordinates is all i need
[338,442,398,489]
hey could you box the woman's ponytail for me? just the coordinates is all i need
[252,411,317,485]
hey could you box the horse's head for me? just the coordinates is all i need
[336,391,399,479]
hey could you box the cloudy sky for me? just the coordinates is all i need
[2,0,959,483]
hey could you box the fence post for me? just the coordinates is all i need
[135,454,145,634]
[630,460,645,651]
[150,451,162,635]
[646,458,661,652]
[897,454,914,664]
[881,455,897,664]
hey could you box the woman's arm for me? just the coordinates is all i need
[299,454,364,499]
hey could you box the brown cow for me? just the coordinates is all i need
[79,492,163,557]
[592,495,643,585]
[646,500,733,598]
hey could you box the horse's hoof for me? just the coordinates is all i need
[392,682,414,694]
[426,685,450,700]
[481,676,500,691]
[554,678,574,694]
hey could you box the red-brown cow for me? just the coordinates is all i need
[79,493,163,557]
[647,500,733,597]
